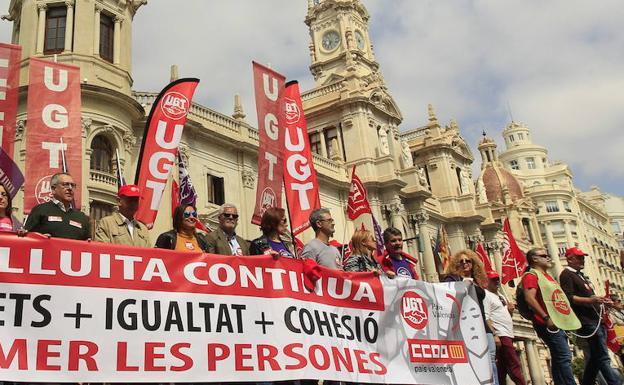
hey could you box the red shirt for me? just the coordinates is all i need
[521,270,556,325]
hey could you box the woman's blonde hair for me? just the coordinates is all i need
[350,229,374,256]
[445,249,487,287]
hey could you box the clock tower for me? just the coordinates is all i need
[305,0,379,85]
[302,0,431,275]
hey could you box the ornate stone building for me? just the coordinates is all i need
[5,0,619,383]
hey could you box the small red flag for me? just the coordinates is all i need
[501,218,527,284]
[475,242,494,273]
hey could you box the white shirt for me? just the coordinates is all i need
[119,213,135,238]
[483,290,514,338]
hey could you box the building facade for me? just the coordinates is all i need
[4,0,622,384]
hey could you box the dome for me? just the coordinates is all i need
[480,165,524,203]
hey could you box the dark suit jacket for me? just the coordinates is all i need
[205,227,250,256]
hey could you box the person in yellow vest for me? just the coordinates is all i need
[521,247,580,385]
[94,185,151,247]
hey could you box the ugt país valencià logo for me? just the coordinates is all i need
[401,291,429,330]
[161,91,190,120]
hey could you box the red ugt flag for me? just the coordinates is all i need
[24,58,83,213]
[501,218,527,284]
[282,81,320,235]
[475,241,494,273]
[0,43,21,157]
[135,78,199,228]
[347,166,372,220]
[251,62,285,225]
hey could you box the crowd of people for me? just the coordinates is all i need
[1,172,624,385]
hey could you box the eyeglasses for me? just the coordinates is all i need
[222,213,239,219]
[183,211,198,218]
[55,182,77,189]
[0,192,8,198]
[534,254,551,259]
[318,218,335,223]
[459,259,473,265]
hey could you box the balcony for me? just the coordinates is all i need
[90,170,118,186]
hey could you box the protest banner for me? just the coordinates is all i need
[251,62,285,225]
[0,43,21,157]
[282,81,320,235]
[0,233,492,384]
[24,58,82,212]
[134,78,199,228]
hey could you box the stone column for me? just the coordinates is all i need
[93,4,102,55]
[64,0,74,52]
[415,211,438,282]
[318,130,328,158]
[113,16,122,64]
[525,339,545,385]
[489,239,503,275]
[563,219,574,247]
[389,200,404,231]
[543,221,563,276]
[36,3,47,54]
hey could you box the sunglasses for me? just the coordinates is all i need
[459,259,473,265]
[222,213,239,219]
[183,211,198,218]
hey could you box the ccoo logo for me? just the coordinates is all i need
[161,91,190,120]
[284,97,300,124]
[401,291,429,330]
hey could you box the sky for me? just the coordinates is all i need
[1,0,622,195]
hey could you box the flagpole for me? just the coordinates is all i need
[282,179,298,258]
[59,137,67,172]
[115,148,125,187]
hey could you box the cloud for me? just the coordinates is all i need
[1,0,622,194]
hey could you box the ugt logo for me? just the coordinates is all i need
[161,91,190,120]
[260,187,276,210]
[284,97,300,124]
[401,291,429,330]
[35,175,54,204]
[551,288,571,315]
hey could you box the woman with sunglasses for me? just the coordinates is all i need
[249,207,295,258]
[444,250,499,385]
[155,204,209,252]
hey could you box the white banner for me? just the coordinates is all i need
[0,233,492,384]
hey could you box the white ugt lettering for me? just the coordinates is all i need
[41,141,67,168]
[155,120,183,149]
[262,74,278,102]
[44,66,68,92]
[42,104,68,129]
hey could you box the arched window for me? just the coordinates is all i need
[90,135,114,173]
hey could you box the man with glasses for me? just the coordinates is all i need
[24,172,90,240]
[520,247,578,385]
[301,208,342,269]
[560,247,622,385]
[205,203,250,256]
[94,184,151,247]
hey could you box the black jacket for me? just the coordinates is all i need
[155,229,209,252]
[249,235,294,256]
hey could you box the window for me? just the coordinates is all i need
[522,218,534,243]
[509,135,514,142]
[90,135,113,173]
[510,160,519,170]
[570,221,578,237]
[545,201,559,213]
[44,7,67,54]
[206,174,225,205]
[99,13,114,62]
[563,201,572,212]
[557,243,568,258]
[309,132,321,155]
[324,127,338,158]
[517,133,524,140]
[526,157,536,169]
[612,222,621,234]
[542,158,547,167]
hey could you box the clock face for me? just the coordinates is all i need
[355,31,365,50]
[322,30,341,51]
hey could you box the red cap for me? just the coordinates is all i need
[486,270,500,279]
[565,247,588,258]
[118,184,141,197]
